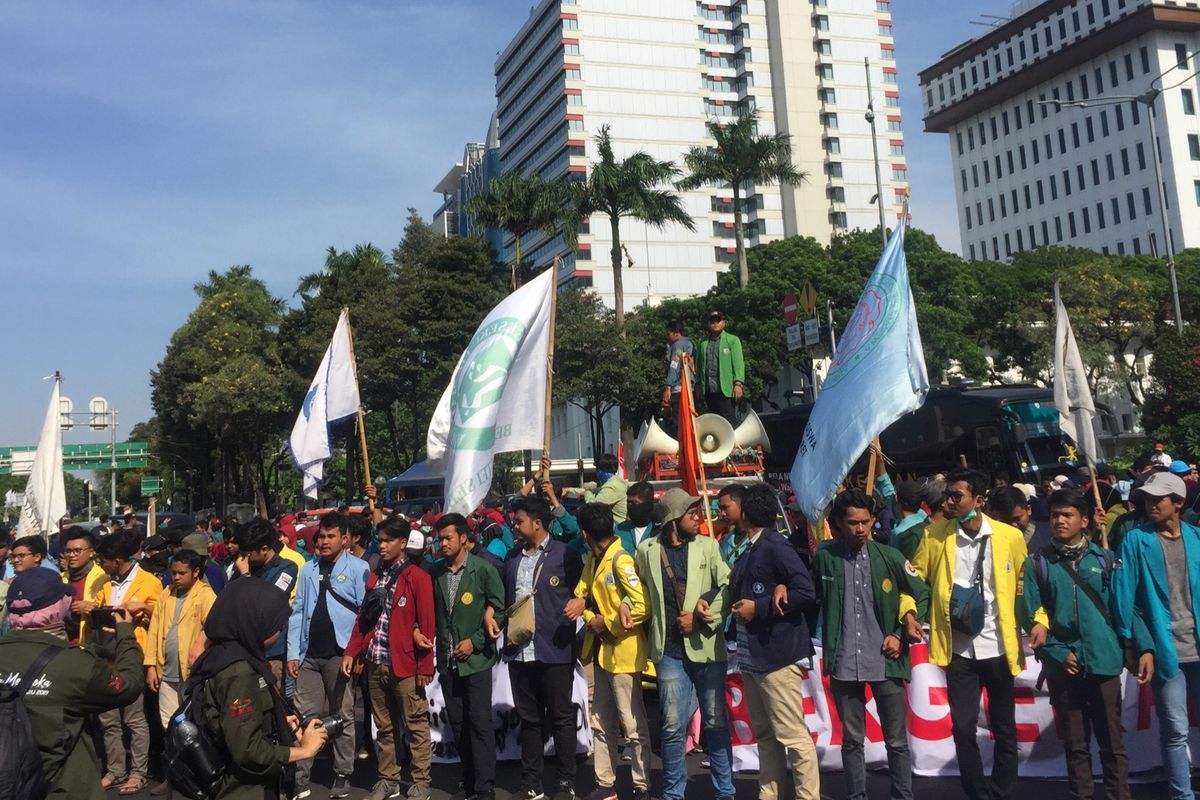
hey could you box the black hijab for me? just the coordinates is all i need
[188,577,290,689]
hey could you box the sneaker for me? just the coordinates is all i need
[365,780,403,800]
[406,784,432,800]
[585,788,616,800]
[357,746,371,760]
[291,790,312,800]
[516,787,545,800]
[330,775,351,799]
[631,789,651,800]
[552,781,576,800]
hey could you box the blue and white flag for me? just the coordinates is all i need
[791,217,929,520]
[290,309,361,501]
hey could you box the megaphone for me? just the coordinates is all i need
[733,409,772,453]
[639,418,679,459]
[694,413,735,465]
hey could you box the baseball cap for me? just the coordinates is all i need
[705,309,725,322]
[1170,459,1190,475]
[1132,471,1187,500]
[1049,474,1073,491]
[7,568,73,613]
[180,533,210,557]
[405,531,426,551]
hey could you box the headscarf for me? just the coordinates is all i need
[8,594,72,638]
[188,577,290,690]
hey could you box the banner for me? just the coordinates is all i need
[290,309,361,500]
[17,377,66,539]
[722,641,1190,776]
[427,268,555,515]
[791,215,929,520]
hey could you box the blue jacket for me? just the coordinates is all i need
[1113,521,1200,680]
[501,534,584,665]
[728,528,817,672]
[287,550,371,663]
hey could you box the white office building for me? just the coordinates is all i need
[919,0,1200,261]
[486,0,908,305]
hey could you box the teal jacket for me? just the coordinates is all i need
[635,533,730,664]
[430,553,507,677]
[812,540,929,681]
[616,521,658,557]
[696,331,745,398]
[1113,521,1200,680]
[1023,542,1148,678]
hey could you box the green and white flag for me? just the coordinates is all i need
[427,268,555,515]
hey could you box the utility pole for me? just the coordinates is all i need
[865,57,888,248]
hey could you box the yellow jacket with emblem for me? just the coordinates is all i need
[144,581,218,682]
[911,514,1028,677]
[90,566,163,653]
[574,539,648,673]
[67,561,109,644]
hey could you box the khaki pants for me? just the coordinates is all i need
[100,693,149,781]
[367,663,431,786]
[742,664,819,800]
[591,666,651,791]
[157,680,184,729]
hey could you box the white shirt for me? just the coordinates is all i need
[951,516,1005,661]
[108,562,142,607]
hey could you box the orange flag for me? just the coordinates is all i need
[677,357,703,497]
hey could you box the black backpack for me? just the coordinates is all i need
[0,644,63,800]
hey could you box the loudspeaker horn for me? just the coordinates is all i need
[733,409,772,453]
[639,418,679,459]
[694,413,736,465]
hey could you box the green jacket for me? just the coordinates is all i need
[0,623,145,800]
[696,331,745,398]
[635,533,730,663]
[200,661,292,799]
[813,540,930,681]
[1022,542,1149,678]
[430,553,507,676]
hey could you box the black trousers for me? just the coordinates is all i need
[946,654,1018,800]
[704,391,737,425]
[509,660,577,790]
[1046,672,1130,800]
[443,668,496,795]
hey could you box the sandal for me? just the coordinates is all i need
[118,776,147,796]
[101,774,126,790]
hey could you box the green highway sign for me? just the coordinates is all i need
[141,475,162,495]
[0,442,150,475]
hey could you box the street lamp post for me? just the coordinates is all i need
[864,57,888,248]
[1038,89,1184,333]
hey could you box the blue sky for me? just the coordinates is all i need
[0,0,985,445]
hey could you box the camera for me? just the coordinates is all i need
[304,714,346,737]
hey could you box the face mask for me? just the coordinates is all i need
[627,503,654,527]
[597,470,615,485]
[960,509,978,523]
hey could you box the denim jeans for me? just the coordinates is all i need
[1152,661,1200,800]
[830,678,911,800]
[657,655,735,800]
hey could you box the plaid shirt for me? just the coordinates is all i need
[367,562,403,667]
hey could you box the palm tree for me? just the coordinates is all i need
[678,111,807,288]
[564,125,695,329]
[295,244,388,298]
[464,170,564,290]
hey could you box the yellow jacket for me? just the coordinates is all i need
[144,582,217,682]
[69,561,110,644]
[574,539,648,674]
[912,515,1027,677]
[279,546,306,603]
[91,566,163,653]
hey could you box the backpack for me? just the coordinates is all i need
[163,683,224,800]
[0,644,63,800]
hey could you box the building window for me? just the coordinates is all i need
[881,45,895,59]
[830,211,847,228]
[1177,43,1189,70]
[820,63,834,79]
[826,162,843,178]
[825,137,841,153]
[816,16,830,31]
[565,68,581,80]
[567,93,583,105]
[1140,46,1150,74]
[1194,180,1200,205]
[828,186,845,202]
[820,88,837,103]
[563,17,578,30]
[887,119,902,132]
[890,143,905,156]
[878,22,892,36]
[892,166,906,180]
[885,94,900,108]
[823,112,839,129]
[564,43,580,55]
[818,39,832,55]
[568,118,585,131]
[883,70,897,84]
[1185,89,1196,115]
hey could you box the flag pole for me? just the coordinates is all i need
[681,354,714,533]
[540,259,560,482]
[1088,463,1106,548]
[343,307,374,514]
[863,191,906,498]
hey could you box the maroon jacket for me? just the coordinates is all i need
[345,560,435,679]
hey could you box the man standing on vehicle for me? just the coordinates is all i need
[696,310,745,425]
[287,512,370,800]
[661,319,694,435]
[912,468,1027,800]
[635,488,735,800]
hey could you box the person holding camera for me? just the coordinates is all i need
[911,468,1027,800]
[188,577,329,800]
[0,568,146,800]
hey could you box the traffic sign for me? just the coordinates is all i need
[782,292,799,325]
[141,476,162,495]
[799,281,817,315]
[803,317,820,346]
[786,323,804,351]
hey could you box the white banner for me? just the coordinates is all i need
[17,377,66,539]
[723,641,1192,776]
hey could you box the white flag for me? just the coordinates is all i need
[17,377,67,539]
[290,309,361,501]
[1053,283,1098,468]
[428,268,555,515]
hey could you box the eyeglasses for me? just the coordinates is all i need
[62,547,90,556]
[946,491,968,502]
[9,551,35,561]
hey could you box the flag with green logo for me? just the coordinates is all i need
[427,268,555,515]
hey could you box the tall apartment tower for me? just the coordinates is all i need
[919,0,1200,262]
[485,0,907,306]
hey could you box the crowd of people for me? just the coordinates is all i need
[1,442,1199,800]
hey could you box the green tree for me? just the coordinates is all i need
[1142,326,1200,456]
[678,112,807,288]
[463,171,564,290]
[564,125,695,329]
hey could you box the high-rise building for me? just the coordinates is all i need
[919,0,1200,261]
[471,0,906,307]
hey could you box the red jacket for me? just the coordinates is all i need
[346,560,435,679]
